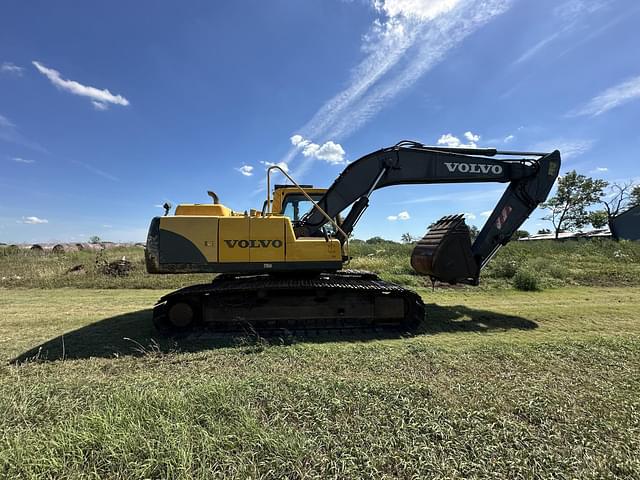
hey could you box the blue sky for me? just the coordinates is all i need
[1,0,639,243]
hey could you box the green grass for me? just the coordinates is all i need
[1,240,639,478]
[1,287,640,478]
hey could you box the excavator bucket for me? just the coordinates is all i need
[410,214,479,284]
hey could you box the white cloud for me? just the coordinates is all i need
[262,161,289,173]
[591,167,608,173]
[1,62,23,75]
[302,143,319,157]
[437,131,480,148]
[463,212,476,220]
[291,135,346,165]
[314,141,346,164]
[290,134,307,147]
[374,0,462,21]
[281,0,512,177]
[387,210,411,221]
[571,75,640,117]
[12,157,34,164]
[20,216,48,224]
[480,210,492,217]
[503,134,515,143]
[236,165,254,177]
[32,61,130,110]
[532,139,594,160]
[437,133,460,147]
[464,131,480,142]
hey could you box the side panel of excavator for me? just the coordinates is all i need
[146,214,343,274]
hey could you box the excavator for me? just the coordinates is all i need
[145,141,560,332]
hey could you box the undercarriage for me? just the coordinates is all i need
[152,270,425,334]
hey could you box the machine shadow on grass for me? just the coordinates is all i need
[12,304,537,363]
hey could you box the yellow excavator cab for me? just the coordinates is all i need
[271,186,327,215]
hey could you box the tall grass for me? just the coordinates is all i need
[349,238,640,289]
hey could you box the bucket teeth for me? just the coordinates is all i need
[410,215,479,284]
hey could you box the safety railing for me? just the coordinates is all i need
[266,166,349,261]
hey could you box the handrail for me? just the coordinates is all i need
[266,166,350,261]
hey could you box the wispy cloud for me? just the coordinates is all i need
[32,61,130,110]
[532,138,594,160]
[284,0,512,177]
[19,216,48,224]
[0,113,48,153]
[570,75,640,117]
[2,113,122,181]
[557,5,638,59]
[11,157,35,164]
[1,62,23,75]
[512,33,560,66]
[397,187,504,205]
[387,210,410,221]
[591,166,608,173]
[236,165,254,177]
[0,114,15,128]
[480,210,492,217]
[92,100,109,111]
[512,0,609,66]
[71,160,120,182]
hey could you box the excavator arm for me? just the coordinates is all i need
[296,141,561,285]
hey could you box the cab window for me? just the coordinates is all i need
[281,194,321,222]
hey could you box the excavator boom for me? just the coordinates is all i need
[296,141,561,284]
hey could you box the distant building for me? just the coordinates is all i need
[611,205,640,241]
[520,228,611,241]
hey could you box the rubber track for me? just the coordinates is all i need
[154,270,425,334]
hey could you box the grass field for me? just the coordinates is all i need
[2,238,640,290]
[1,240,639,478]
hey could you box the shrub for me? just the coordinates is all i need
[491,260,519,279]
[513,269,542,291]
